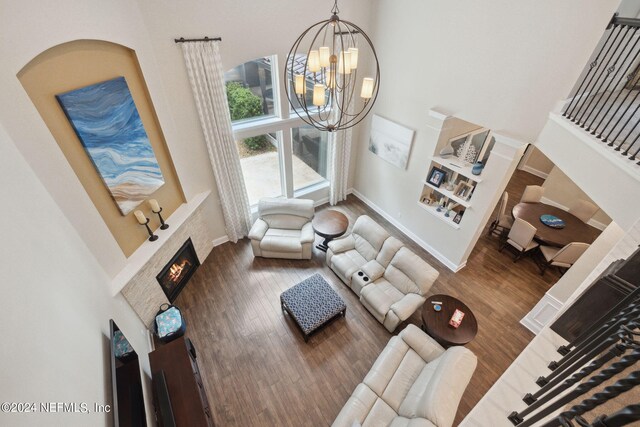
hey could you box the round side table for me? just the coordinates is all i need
[312,210,349,252]
[421,294,478,347]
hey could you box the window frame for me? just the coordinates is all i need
[227,55,330,209]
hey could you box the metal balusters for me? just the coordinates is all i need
[539,306,640,387]
[542,371,640,427]
[557,287,640,356]
[554,296,640,369]
[562,14,640,165]
[591,404,640,427]
[511,349,640,427]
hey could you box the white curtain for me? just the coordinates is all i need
[328,126,352,205]
[180,41,252,242]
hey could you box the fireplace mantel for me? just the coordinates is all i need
[111,191,210,295]
[113,191,216,326]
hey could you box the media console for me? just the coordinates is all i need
[149,337,213,426]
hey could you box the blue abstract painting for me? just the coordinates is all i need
[56,76,165,215]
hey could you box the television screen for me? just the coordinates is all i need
[110,320,147,427]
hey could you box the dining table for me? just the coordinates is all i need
[512,202,602,248]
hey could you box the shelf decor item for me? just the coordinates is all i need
[134,210,158,241]
[472,161,484,175]
[453,210,464,224]
[427,166,447,188]
[149,199,169,230]
[540,214,566,229]
[449,309,465,328]
[284,0,379,132]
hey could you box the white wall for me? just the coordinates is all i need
[349,0,620,268]
[536,114,640,230]
[0,123,153,426]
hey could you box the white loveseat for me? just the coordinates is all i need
[332,324,477,427]
[248,197,315,260]
[327,215,439,332]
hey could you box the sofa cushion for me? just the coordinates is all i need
[360,279,405,321]
[363,398,397,426]
[376,236,404,267]
[414,347,477,427]
[258,197,314,230]
[331,249,368,284]
[332,383,378,427]
[352,215,390,261]
[389,417,436,427]
[261,229,302,252]
[386,248,439,296]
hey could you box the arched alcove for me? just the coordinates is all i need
[18,39,185,257]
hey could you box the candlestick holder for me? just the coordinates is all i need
[140,217,158,241]
[152,207,169,230]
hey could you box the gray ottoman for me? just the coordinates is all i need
[280,273,347,342]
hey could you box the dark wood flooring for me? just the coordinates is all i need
[175,170,557,426]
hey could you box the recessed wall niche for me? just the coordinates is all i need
[18,40,185,257]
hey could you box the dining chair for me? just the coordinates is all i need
[538,242,590,275]
[499,218,540,262]
[488,191,513,237]
[520,185,544,203]
[569,200,599,223]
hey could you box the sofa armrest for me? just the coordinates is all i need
[328,234,356,254]
[419,347,477,427]
[361,260,385,282]
[399,324,445,363]
[248,218,269,241]
[300,222,315,244]
[390,293,426,323]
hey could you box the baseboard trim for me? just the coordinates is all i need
[519,165,549,179]
[350,189,464,272]
[520,293,564,335]
[212,235,230,247]
[540,197,608,231]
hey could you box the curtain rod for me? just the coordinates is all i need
[174,36,222,43]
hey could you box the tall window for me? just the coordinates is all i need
[224,57,275,122]
[225,56,329,207]
[292,125,328,191]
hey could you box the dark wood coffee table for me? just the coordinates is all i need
[421,294,477,347]
[312,210,349,252]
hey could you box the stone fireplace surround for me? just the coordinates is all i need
[112,191,216,327]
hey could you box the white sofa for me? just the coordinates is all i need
[248,197,315,260]
[327,215,439,332]
[332,324,477,427]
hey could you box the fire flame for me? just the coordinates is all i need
[168,259,191,283]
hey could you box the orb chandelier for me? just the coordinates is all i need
[285,0,380,132]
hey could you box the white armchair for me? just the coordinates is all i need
[248,197,315,260]
[360,247,439,332]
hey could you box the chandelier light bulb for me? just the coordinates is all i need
[361,77,374,100]
[312,84,326,106]
[319,47,331,68]
[348,47,359,69]
[294,74,305,95]
[338,51,351,75]
[308,50,321,73]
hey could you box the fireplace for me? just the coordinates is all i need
[156,238,200,302]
